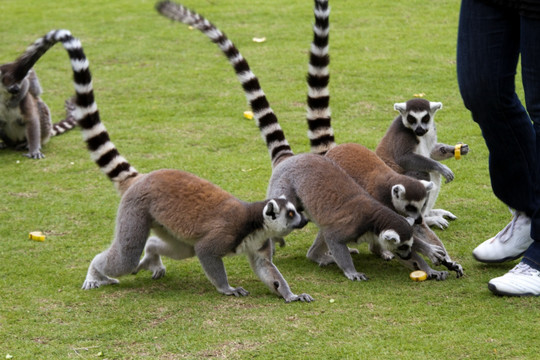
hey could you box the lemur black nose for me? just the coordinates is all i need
[414,216,423,225]
[294,215,309,229]
[415,128,427,136]
[7,85,20,94]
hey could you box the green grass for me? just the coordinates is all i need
[1,0,538,359]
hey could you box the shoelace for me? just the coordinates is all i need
[495,211,521,243]
[509,263,539,276]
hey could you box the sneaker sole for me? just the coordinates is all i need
[488,283,539,297]
[472,251,525,264]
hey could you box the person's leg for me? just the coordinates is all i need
[520,14,540,245]
[488,14,540,296]
[458,7,540,296]
[457,0,535,263]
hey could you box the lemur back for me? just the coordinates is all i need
[158,0,418,282]
[0,47,77,158]
[20,29,311,302]
[302,1,463,278]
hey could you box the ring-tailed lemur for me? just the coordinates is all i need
[22,29,312,302]
[376,98,469,229]
[1,53,77,158]
[304,0,463,278]
[157,0,416,282]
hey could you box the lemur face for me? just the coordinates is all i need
[379,229,413,260]
[394,99,442,137]
[404,110,431,136]
[391,180,433,224]
[0,68,24,96]
[263,198,308,236]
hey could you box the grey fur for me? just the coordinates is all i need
[376,98,469,229]
[268,153,415,281]
[15,28,311,302]
[0,67,76,159]
[157,1,416,282]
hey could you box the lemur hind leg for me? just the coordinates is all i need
[134,235,196,279]
[307,231,335,266]
[82,199,151,289]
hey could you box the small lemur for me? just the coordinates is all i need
[376,99,469,229]
[157,0,416,282]
[23,29,312,302]
[304,0,463,279]
[0,58,77,159]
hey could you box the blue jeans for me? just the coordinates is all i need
[457,0,540,268]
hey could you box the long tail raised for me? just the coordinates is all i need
[306,0,335,155]
[156,0,293,168]
[19,30,138,189]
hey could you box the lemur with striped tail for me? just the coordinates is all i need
[305,0,463,278]
[1,49,77,159]
[21,29,311,302]
[157,0,416,282]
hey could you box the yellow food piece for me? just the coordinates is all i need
[29,231,45,241]
[410,270,427,281]
[455,144,462,160]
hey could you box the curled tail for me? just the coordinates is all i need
[21,30,138,189]
[156,0,293,168]
[50,99,78,137]
[307,0,335,155]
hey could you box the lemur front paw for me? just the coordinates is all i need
[457,144,469,156]
[427,269,449,281]
[285,293,315,303]
[440,164,454,183]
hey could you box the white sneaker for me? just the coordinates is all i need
[488,263,540,296]
[472,210,533,263]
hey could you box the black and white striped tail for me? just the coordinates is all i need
[156,0,294,168]
[50,99,78,137]
[22,30,138,184]
[307,0,335,155]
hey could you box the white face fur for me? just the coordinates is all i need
[378,229,414,260]
[391,180,433,221]
[395,101,442,137]
[263,199,306,236]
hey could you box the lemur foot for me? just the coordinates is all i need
[307,252,336,267]
[81,277,119,290]
[134,255,166,279]
[222,286,250,297]
[344,271,368,281]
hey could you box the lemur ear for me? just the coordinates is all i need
[429,101,443,113]
[394,102,407,115]
[392,184,406,199]
[264,200,279,220]
[420,180,434,192]
[381,230,400,244]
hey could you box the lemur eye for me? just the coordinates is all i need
[407,115,417,124]
[421,114,430,123]
[287,210,295,218]
[398,245,410,251]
